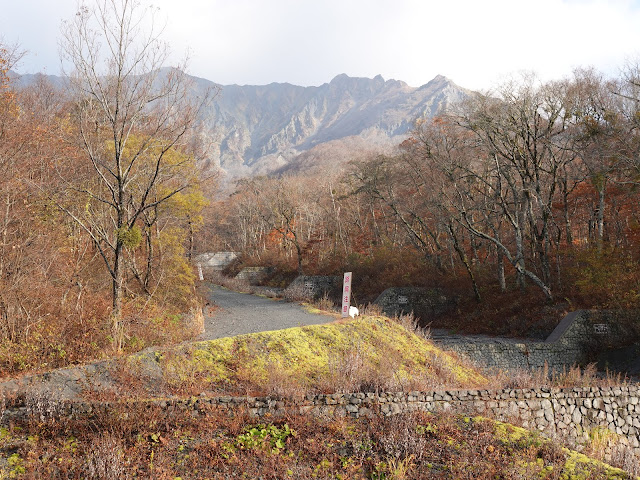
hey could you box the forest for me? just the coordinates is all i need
[0,4,213,374]
[2,7,640,376]
[205,68,640,334]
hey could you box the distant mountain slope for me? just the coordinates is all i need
[11,70,469,178]
[192,73,469,177]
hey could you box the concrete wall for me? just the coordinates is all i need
[193,252,238,275]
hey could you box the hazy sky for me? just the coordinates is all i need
[2,0,640,90]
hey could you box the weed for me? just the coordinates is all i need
[489,362,630,390]
[0,409,632,478]
[235,423,296,454]
[7,453,25,477]
[314,291,336,312]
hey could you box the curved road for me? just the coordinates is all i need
[199,284,335,340]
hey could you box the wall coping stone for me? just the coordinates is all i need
[544,310,584,344]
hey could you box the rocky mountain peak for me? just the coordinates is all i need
[11,70,469,179]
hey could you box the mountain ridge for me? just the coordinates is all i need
[10,70,470,178]
[189,72,469,177]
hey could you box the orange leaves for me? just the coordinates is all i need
[265,225,296,248]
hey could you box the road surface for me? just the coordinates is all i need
[200,284,335,340]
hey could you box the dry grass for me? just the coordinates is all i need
[577,427,640,477]
[314,291,336,312]
[486,362,630,390]
[208,271,255,294]
[1,407,633,479]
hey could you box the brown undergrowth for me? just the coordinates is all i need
[0,405,633,479]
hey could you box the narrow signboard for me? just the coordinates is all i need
[341,272,352,318]
[197,263,204,281]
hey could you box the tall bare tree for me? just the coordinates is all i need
[59,0,211,348]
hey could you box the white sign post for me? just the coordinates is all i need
[197,263,204,281]
[341,272,352,318]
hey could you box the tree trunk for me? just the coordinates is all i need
[448,224,481,302]
[538,224,551,286]
[563,188,573,246]
[515,225,526,291]
[144,225,153,294]
[497,246,506,293]
[112,239,124,351]
[515,262,553,301]
[294,239,304,275]
[596,183,606,253]
[0,193,11,279]
[187,220,194,260]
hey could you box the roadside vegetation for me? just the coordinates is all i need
[0,3,212,378]
[108,311,627,400]
[0,406,635,479]
[112,314,487,399]
[1,310,639,477]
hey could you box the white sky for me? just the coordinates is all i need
[2,0,640,90]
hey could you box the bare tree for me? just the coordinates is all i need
[259,176,320,275]
[58,0,211,348]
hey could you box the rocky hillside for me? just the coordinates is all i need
[12,70,469,178]
[193,72,468,177]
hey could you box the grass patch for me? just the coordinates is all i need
[121,315,487,398]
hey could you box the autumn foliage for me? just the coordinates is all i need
[0,41,208,376]
[209,70,640,337]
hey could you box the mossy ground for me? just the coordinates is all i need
[123,315,487,397]
[491,419,632,479]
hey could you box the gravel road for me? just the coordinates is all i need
[199,284,335,340]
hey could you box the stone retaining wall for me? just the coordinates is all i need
[4,385,639,458]
[235,266,274,285]
[434,310,620,372]
[373,287,456,321]
[284,275,341,300]
[374,289,636,373]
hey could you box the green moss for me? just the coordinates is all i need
[121,315,487,394]
[561,451,631,479]
[301,303,325,315]
[487,418,633,479]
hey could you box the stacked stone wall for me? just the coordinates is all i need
[284,275,342,300]
[373,287,455,321]
[434,311,617,372]
[3,385,639,458]
[235,266,274,285]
